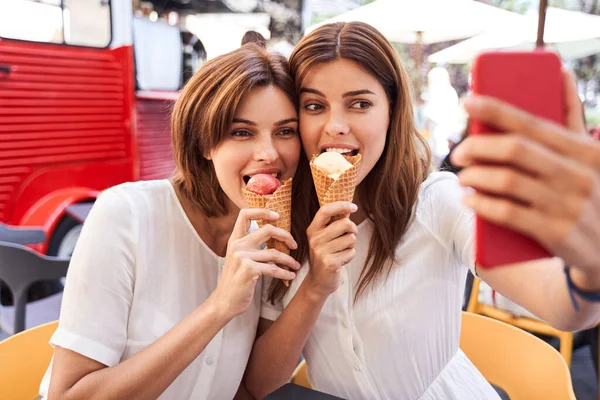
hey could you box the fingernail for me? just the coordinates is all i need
[462,193,474,207]
[291,241,298,249]
[270,211,279,219]
[463,96,480,112]
[452,145,463,159]
[462,186,475,195]
[350,203,358,212]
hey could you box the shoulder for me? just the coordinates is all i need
[95,180,172,216]
[418,171,462,204]
[415,171,470,235]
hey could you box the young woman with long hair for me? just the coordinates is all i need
[244,22,600,400]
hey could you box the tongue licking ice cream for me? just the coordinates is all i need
[245,174,282,195]
[242,174,293,286]
[312,152,353,180]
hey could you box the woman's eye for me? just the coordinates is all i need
[351,101,372,110]
[231,130,251,137]
[278,128,297,137]
[305,103,323,112]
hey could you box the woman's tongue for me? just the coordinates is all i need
[245,174,282,195]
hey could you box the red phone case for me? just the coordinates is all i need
[470,50,564,268]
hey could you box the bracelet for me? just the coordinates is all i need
[564,265,600,312]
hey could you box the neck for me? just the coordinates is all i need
[172,182,238,257]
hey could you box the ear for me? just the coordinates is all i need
[204,151,212,160]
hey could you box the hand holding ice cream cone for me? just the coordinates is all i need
[243,174,293,286]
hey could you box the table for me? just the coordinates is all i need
[264,384,345,400]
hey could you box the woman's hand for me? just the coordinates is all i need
[304,202,358,298]
[452,70,600,274]
[211,208,300,319]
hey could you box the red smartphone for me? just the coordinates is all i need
[470,50,564,268]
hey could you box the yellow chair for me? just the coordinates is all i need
[461,311,575,400]
[0,320,58,400]
[291,359,311,388]
[291,312,576,400]
[467,277,574,365]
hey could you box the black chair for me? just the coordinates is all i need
[0,241,69,334]
[0,222,46,245]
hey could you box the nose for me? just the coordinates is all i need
[324,112,350,137]
[253,135,278,163]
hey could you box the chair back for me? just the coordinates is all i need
[0,320,58,399]
[0,241,69,333]
[461,311,576,399]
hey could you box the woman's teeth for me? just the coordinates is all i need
[325,148,354,154]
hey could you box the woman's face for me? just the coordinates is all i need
[209,85,300,211]
[299,59,390,185]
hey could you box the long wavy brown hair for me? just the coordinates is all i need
[269,22,431,303]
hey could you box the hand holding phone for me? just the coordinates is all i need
[469,50,564,268]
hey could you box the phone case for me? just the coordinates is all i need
[470,50,564,267]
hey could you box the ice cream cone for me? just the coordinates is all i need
[310,154,361,220]
[243,178,292,286]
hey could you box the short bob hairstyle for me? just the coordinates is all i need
[171,42,296,217]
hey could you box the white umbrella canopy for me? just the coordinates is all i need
[305,0,523,44]
[428,7,600,63]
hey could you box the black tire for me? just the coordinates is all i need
[47,215,81,257]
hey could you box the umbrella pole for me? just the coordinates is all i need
[415,31,423,100]
[536,0,548,48]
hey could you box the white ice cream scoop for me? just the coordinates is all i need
[313,152,353,180]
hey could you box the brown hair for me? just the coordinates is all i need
[241,31,267,49]
[270,22,431,302]
[171,43,296,217]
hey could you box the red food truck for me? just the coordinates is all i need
[0,0,203,257]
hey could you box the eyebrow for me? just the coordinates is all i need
[274,118,298,126]
[299,88,325,97]
[232,118,256,126]
[299,88,376,98]
[232,117,298,127]
[342,89,375,98]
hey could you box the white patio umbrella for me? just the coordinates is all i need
[305,0,522,44]
[305,0,522,96]
[428,7,600,64]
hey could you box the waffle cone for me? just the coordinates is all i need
[243,178,292,286]
[310,154,361,220]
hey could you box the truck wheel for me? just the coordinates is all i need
[48,215,82,258]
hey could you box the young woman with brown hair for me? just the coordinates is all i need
[39,40,301,399]
[244,22,600,400]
